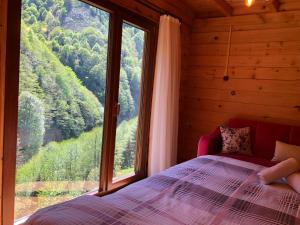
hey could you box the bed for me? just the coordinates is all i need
[25,155,300,225]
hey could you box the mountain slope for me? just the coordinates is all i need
[19,22,103,151]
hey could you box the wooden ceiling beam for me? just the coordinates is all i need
[211,0,233,17]
[137,0,195,26]
[266,0,281,12]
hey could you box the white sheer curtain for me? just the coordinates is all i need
[148,15,181,176]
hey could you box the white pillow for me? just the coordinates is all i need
[272,141,300,162]
[258,158,300,185]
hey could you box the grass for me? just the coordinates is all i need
[15,166,135,220]
[114,167,135,178]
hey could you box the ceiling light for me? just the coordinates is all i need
[245,0,255,7]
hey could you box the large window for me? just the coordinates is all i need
[2,0,157,224]
[15,0,110,220]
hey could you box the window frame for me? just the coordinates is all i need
[1,0,158,224]
[105,12,158,192]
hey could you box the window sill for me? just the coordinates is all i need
[14,216,28,225]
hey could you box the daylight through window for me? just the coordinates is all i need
[15,0,110,220]
[6,0,156,222]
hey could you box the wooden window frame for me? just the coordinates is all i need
[104,9,158,193]
[1,0,158,224]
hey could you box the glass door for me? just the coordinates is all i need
[2,0,157,223]
[15,0,110,221]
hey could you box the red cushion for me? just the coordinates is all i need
[197,127,222,156]
[254,122,291,160]
[289,127,300,146]
[228,118,258,153]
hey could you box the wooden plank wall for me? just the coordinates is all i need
[178,23,192,160]
[0,0,7,222]
[178,11,300,163]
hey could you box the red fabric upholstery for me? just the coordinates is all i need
[254,122,290,160]
[197,127,221,156]
[217,153,277,167]
[197,118,300,165]
[290,127,300,146]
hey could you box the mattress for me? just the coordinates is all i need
[25,155,300,225]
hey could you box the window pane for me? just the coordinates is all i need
[113,23,145,179]
[15,0,109,220]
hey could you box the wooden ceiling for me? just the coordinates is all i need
[182,0,300,18]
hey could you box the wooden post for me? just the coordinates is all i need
[0,0,8,224]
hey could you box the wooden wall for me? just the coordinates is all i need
[178,11,300,162]
[0,0,7,222]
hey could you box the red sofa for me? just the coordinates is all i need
[197,118,300,167]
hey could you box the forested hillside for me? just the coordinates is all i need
[18,22,103,165]
[16,0,144,219]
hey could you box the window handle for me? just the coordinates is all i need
[113,103,120,117]
[117,103,120,116]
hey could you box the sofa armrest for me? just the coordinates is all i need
[197,127,222,156]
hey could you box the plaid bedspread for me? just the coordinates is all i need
[26,155,300,225]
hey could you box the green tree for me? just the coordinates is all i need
[118,69,135,120]
[18,91,45,166]
[130,69,141,114]
[17,0,144,184]
[39,7,48,21]
[20,23,103,141]
[64,0,73,12]
[45,11,60,32]
[16,127,103,183]
[121,122,137,169]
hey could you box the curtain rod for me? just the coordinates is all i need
[135,0,182,23]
